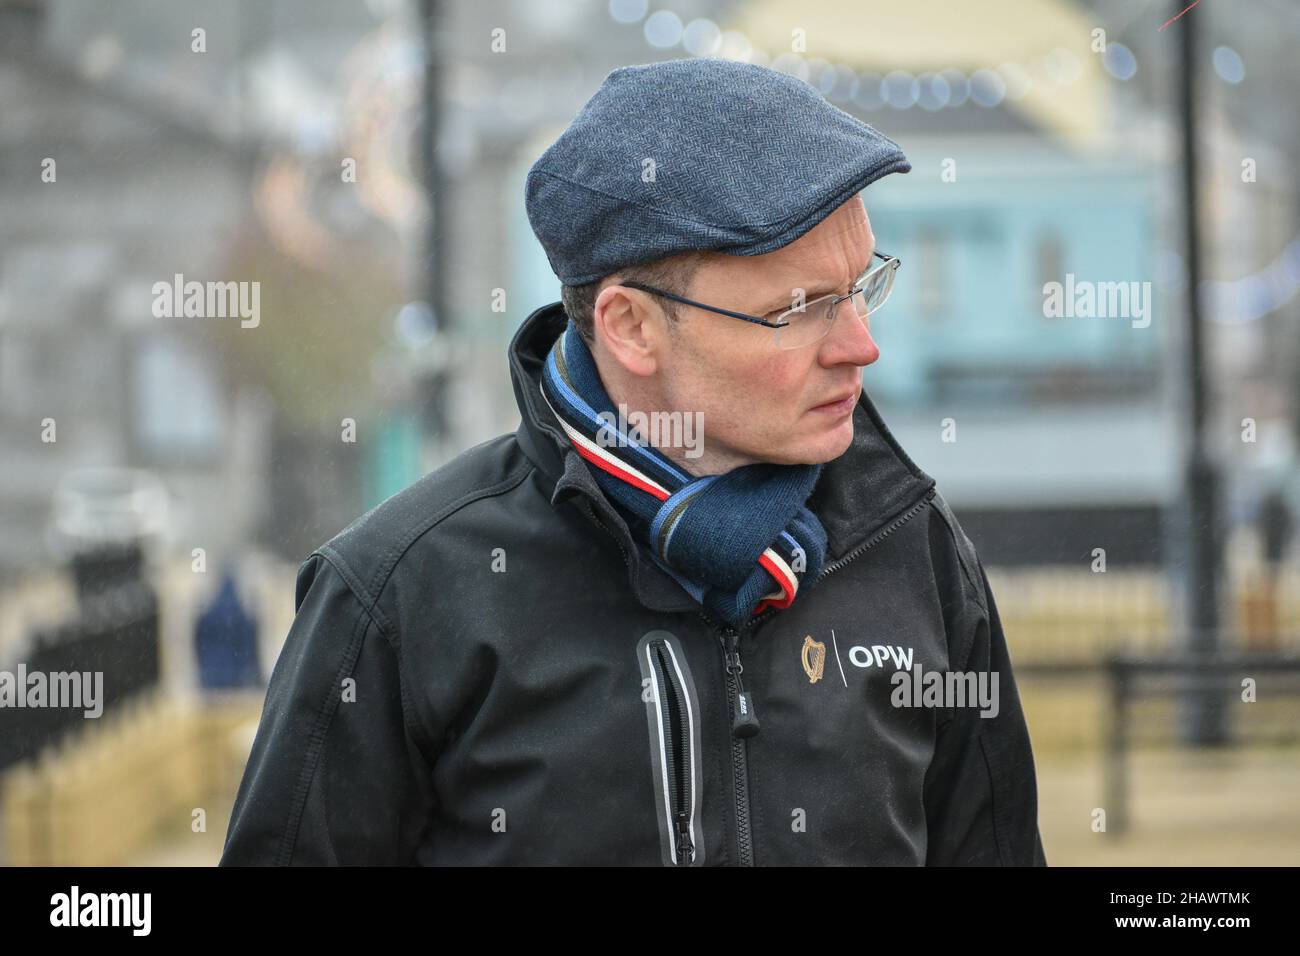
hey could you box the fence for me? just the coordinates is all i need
[0,581,160,772]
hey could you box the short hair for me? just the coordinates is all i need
[560,251,705,346]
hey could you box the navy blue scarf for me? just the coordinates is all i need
[540,319,828,625]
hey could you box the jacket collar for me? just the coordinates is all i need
[509,301,936,613]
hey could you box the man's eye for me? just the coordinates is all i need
[778,301,817,318]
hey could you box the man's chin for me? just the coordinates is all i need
[758,421,855,466]
[811,425,856,463]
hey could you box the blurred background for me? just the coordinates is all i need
[0,0,1297,866]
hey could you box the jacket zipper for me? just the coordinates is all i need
[697,483,938,868]
[590,504,702,865]
[647,639,698,865]
[637,633,703,865]
[717,619,757,866]
[814,486,938,583]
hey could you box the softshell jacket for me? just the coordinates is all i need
[220,301,1048,866]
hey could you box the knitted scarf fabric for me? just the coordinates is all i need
[540,319,828,625]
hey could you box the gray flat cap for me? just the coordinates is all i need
[525,57,911,286]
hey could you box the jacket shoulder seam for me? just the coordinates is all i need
[312,546,398,644]
[319,462,536,641]
[927,498,987,616]
[363,462,534,609]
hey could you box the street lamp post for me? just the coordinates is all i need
[1173,0,1227,745]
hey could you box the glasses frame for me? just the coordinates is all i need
[619,249,901,344]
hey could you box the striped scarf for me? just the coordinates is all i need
[540,319,828,625]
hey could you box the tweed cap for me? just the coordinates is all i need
[525,57,911,286]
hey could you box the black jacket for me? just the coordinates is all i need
[220,301,1048,866]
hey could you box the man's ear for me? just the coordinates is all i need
[592,283,662,378]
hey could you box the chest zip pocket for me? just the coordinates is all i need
[637,630,705,866]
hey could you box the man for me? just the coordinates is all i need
[220,58,1047,866]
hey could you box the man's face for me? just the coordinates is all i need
[594,196,881,471]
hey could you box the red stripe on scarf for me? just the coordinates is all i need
[754,551,796,614]
[571,441,670,501]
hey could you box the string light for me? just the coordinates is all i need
[604,3,1109,111]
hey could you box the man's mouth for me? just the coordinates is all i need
[809,389,859,416]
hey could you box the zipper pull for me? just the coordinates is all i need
[722,626,761,739]
[673,809,695,864]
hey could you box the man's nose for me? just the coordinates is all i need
[818,302,880,367]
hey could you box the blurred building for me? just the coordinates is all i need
[2,0,1297,578]
[0,0,413,575]
[0,2,262,577]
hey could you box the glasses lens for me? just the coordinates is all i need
[773,294,836,350]
[869,260,898,312]
[771,260,897,350]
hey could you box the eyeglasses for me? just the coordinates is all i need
[619,249,901,350]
